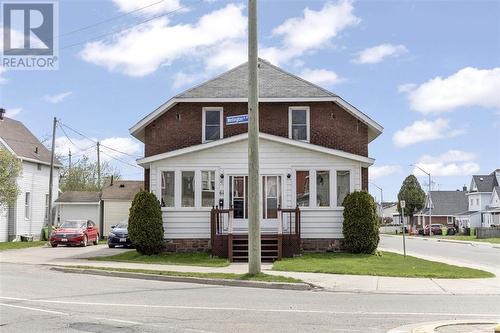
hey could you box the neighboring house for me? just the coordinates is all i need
[101,180,143,234]
[129,58,383,260]
[55,191,101,228]
[415,189,468,227]
[457,170,500,229]
[0,113,61,241]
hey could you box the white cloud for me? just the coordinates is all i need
[299,68,343,85]
[55,136,140,163]
[353,43,407,64]
[112,0,182,15]
[44,91,73,104]
[397,83,416,93]
[370,165,402,179]
[80,4,246,77]
[4,108,22,118]
[401,67,500,114]
[393,118,464,148]
[270,0,360,64]
[413,150,480,177]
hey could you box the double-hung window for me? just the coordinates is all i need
[203,107,223,142]
[289,107,310,141]
[25,192,31,220]
[181,171,195,207]
[316,171,330,207]
[296,171,310,207]
[161,171,175,207]
[201,171,216,207]
[337,170,351,207]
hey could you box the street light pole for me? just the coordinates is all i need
[370,182,384,222]
[411,164,432,237]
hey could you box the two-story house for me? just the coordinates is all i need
[130,59,383,260]
[457,170,500,229]
[0,112,61,241]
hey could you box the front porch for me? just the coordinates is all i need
[210,206,301,262]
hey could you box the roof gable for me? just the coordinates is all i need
[101,180,144,200]
[129,59,383,142]
[0,117,62,166]
[177,59,336,99]
[471,175,497,192]
[55,191,100,203]
[419,190,468,216]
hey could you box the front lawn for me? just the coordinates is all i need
[69,265,302,283]
[273,251,493,279]
[90,251,230,267]
[0,241,46,251]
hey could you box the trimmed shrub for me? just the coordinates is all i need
[128,191,164,255]
[342,191,379,254]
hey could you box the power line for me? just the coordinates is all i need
[100,150,142,169]
[60,1,200,51]
[57,0,166,39]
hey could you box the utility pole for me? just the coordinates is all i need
[68,149,72,173]
[47,117,57,240]
[247,0,261,274]
[412,164,432,236]
[96,142,101,189]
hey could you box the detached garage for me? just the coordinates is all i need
[55,191,100,226]
[101,180,143,235]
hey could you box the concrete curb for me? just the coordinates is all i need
[387,319,500,333]
[50,267,315,291]
[381,234,500,248]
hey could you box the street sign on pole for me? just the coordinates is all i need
[400,200,406,257]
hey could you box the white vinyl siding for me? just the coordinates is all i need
[149,137,362,240]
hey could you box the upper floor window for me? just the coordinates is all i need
[289,107,310,142]
[202,107,223,142]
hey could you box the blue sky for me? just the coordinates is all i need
[1,0,499,201]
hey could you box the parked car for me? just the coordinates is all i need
[50,220,99,247]
[107,220,132,248]
[419,224,443,236]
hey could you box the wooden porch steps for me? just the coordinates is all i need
[230,235,280,262]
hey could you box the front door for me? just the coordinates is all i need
[229,175,282,233]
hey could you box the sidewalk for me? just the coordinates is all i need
[2,245,499,294]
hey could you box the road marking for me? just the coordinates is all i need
[0,303,68,315]
[0,296,498,318]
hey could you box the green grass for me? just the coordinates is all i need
[68,265,303,283]
[0,241,46,251]
[272,251,494,279]
[90,250,230,267]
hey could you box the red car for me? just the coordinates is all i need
[50,219,100,247]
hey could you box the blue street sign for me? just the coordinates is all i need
[226,114,248,125]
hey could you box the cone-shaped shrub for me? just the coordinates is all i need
[128,191,164,255]
[342,191,379,254]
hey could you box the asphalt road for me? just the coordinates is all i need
[1,263,499,333]
[379,235,500,273]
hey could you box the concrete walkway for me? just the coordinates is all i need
[1,244,499,295]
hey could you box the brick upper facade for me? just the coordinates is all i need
[144,101,369,158]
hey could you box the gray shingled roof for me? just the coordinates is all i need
[419,190,468,216]
[176,58,337,99]
[472,175,498,192]
[0,117,62,166]
[101,180,144,201]
[55,191,100,203]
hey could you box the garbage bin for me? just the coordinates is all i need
[464,227,470,236]
[41,226,49,241]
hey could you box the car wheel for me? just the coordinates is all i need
[82,235,88,247]
[51,243,57,248]
[93,234,99,245]
[108,244,115,248]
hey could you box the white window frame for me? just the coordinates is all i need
[181,170,197,208]
[160,170,176,208]
[202,107,224,143]
[25,192,31,220]
[201,170,217,207]
[288,106,310,142]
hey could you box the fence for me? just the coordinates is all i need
[476,227,500,239]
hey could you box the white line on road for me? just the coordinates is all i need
[1,296,498,318]
[0,303,68,315]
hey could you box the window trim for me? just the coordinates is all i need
[201,170,217,207]
[202,107,224,143]
[288,106,310,142]
[181,170,196,208]
[160,170,176,208]
[45,194,49,221]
